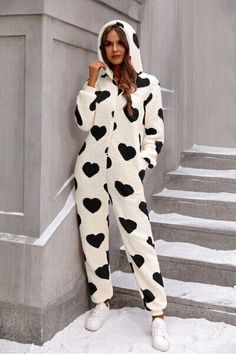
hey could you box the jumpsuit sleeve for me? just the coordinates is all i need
[140,77,164,169]
[74,80,97,131]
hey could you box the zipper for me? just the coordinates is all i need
[106,78,118,157]
[105,81,118,182]
[106,110,115,158]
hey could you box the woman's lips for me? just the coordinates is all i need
[112,55,121,58]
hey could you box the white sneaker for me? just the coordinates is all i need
[84,302,110,331]
[151,317,170,352]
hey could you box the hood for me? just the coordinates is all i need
[97,19,143,80]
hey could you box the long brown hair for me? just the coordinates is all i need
[100,24,137,118]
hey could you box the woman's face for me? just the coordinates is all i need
[104,29,126,66]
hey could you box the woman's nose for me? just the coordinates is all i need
[113,44,118,51]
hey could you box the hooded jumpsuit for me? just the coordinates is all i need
[73,19,167,316]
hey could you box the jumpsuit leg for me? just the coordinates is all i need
[74,159,113,304]
[106,163,167,317]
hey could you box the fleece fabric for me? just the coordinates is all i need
[73,19,167,316]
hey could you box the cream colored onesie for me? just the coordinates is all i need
[74,19,167,316]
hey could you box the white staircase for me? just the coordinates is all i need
[111,145,236,325]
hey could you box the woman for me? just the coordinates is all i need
[74,19,170,352]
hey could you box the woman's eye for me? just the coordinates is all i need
[104,41,124,47]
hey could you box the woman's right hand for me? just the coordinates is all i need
[88,60,107,87]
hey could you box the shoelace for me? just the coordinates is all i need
[152,320,168,338]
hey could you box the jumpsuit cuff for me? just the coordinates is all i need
[83,81,97,93]
[75,82,97,107]
[151,310,165,316]
[140,150,156,169]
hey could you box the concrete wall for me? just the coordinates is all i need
[192,0,236,147]
[177,0,236,149]
[176,0,194,152]
[139,0,178,213]
[0,15,42,237]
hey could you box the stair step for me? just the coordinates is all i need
[111,270,236,326]
[119,240,236,287]
[149,211,236,250]
[183,144,236,156]
[153,188,236,221]
[165,166,236,192]
[181,144,236,170]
